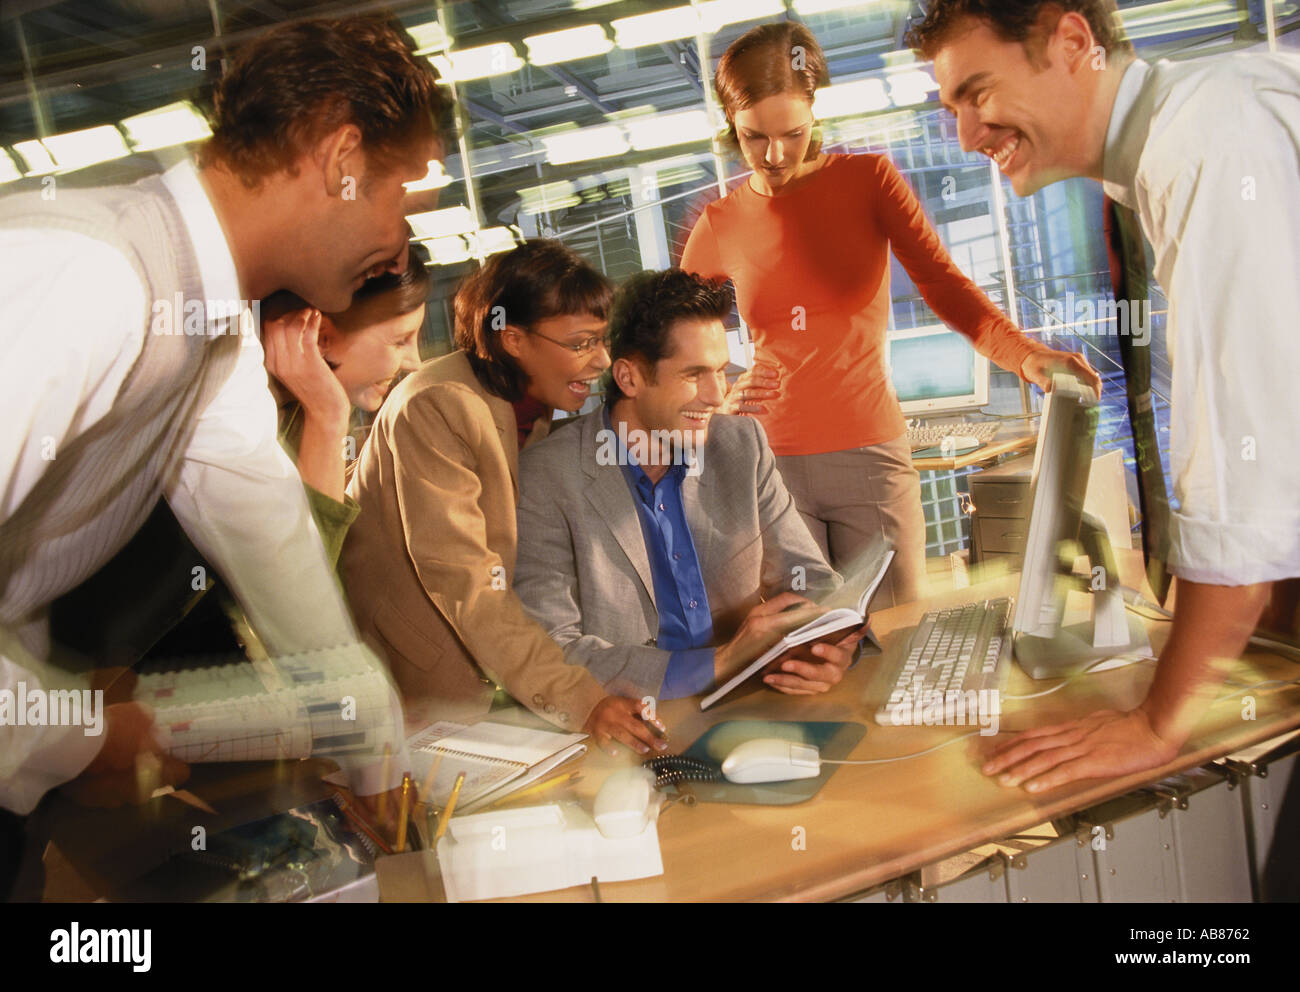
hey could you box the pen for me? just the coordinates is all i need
[395,772,413,853]
[435,771,466,843]
[641,714,669,744]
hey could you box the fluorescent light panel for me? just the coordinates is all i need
[407,205,477,238]
[404,159,454,192]
[625,109,711,151]
[517,180,581,216]
[120,102,211,151]
[698,0,785,33]
[13,140,58,175]
[542,124,629,165]
[884,68,938,107]
[524,24,614,65]
[612,0,784,48]
[42,125,130,172]
[813,78,892,119]
[425,235,472,265]
[430,43,524,82]
[407,20,449,55]
[611,6,699,48]
[793,0,888,14]
[473,227,520,256]
[0,150,22,184]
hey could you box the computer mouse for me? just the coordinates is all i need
[940,434,983,454]
[593,767,658,839]
[721,738,822,784]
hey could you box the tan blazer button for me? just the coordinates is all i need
[643,637,657,647]
[544,703,556,714]
[533,694,545,705]
[559,712,569,723]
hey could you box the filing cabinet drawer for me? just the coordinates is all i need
[978,517,1029,553]
[969,481,1030,518]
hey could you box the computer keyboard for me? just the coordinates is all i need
[905,420,1000,451]
[874,598,1013,726]
[134,645,396,764]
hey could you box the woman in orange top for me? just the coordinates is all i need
[681,22,1098,607]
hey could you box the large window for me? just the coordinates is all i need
[3,0,1287,554]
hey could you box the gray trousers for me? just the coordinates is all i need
[775,434,927,610]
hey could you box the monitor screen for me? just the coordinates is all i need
[886,326,988,414]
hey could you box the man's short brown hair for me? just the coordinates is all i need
[906,0,1131,61]
[202,14,449,186]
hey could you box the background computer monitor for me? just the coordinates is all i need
[1012,374,1149,678]
[886,324,989,416]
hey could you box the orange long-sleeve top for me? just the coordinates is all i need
[680,152,1049,456]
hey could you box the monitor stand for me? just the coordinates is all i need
[1014,513,1152,679]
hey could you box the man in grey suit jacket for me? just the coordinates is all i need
[516,269,866,708]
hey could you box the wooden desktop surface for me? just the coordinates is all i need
[39,554,1299,903]
[911,426,1037,472]
[503,550,1300,902]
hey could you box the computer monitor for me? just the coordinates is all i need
[886,324,989,416]
[1012,374,1150,678]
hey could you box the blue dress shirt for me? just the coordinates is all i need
[606,409,715,699]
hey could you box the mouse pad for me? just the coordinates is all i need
[911,441,984,459]
[673,720,866,806]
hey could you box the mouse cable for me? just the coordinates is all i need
[819,730,983,765]
[1120,585,1300,663]
[1003,655,1157,701]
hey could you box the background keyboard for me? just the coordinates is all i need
[906,421,1000,451]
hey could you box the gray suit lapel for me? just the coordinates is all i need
[581,413,655,604]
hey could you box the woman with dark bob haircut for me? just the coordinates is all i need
[341,240,667,754]
[682,21,1100,608]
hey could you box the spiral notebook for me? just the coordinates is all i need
[407,720,588,813]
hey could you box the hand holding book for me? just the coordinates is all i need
[701,546,895,710]
[711,592,823,683]
[761,621,872,695]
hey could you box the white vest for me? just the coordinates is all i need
[0,172,241,660]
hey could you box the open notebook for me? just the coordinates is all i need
[700,546,895,710]
[408,720,588,814]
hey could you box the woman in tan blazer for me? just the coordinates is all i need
[341,241,667,755]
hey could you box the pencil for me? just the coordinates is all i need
[435,771,466,843]
[395,772,413,853]
[419,752,444,806]
[377,743,392,825]
[483,771,581,810]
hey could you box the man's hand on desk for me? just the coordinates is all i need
[981,707,1178,793]
[61,702,191,808]
[985,580,1274,792]
[1019,349,1102,399]
[762,623,868,695]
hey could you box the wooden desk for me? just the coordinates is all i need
[911,426,1037,472]
[505,551,1300,902]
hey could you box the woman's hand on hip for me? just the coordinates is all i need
[721,360,781,416]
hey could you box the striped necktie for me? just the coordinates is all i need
[1103,195,1171,605]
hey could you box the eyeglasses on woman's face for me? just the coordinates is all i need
[527,327,612,359]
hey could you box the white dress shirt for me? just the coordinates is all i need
[0,157,400,813]
[1102,53,1300,586]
